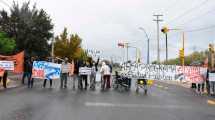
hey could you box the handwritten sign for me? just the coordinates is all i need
[32,61,61,80]
[0,61,14,70]
[120,63,207,83]
[79,67,92,75]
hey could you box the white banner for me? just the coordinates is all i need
[120,63,207,83]
[0,61,14,70]
[209,73,215,82]
[79,67,92,75]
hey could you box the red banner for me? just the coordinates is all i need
[0,51,24,73]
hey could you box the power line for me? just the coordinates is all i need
[185,25,215,32]
[167,0,210,25]
[179,7,215,26]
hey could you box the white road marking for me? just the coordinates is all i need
[85,102,192,109]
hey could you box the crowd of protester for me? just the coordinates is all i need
[18,56,113,91]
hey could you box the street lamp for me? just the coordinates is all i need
[139,27,150,64]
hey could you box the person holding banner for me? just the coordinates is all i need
[2,70,8,88]
[79,61,89,90]
[60,58,70,89]
[43,58,53,88]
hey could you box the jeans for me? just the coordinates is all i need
[197,83,205,92]
[28,78,34,88]
[206,80,210,94]
[79,75,88,89]
[102,75,111,89]
[22,72,31,84]
[72,74,78,89]
[210,81,215,94]
[43,79,52,88]
[61,73,68,88]
[90,74,96,89]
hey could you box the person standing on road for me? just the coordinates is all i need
[100,62,111,90]
[73,60,81,90]
[106,61,112,89]
[22,57,31,85]
[60,58,70,89]
[28,57,34,88]
[80,61,88,90]
[2,70,8,88]
[90,61,96,90]
[43,58,53,88]
[209,69,215,95]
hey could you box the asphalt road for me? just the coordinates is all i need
[0,78,215,120]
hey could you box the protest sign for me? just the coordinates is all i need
[209,73,215,82]
[79,67,92,75]
[120,63,206,83]
[0,61,14,70]
[0,51,24,73]
[32,61,61,80]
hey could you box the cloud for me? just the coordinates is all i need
[4,0,215,63]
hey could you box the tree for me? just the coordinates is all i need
[54,28,86,61]
[0,31,16,54]
[0,1,53,58]
[161,50,208,65]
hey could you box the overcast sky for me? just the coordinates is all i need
[2,0,215,63]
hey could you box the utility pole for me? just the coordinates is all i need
[51,36,55,62]
[125,42,129,62]
[153,14,163,64]
[182,32,185,66]
[139,27,150,64]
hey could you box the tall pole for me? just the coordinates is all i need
[153,14,163,64]
[165,33,168,62]
[51,36,55,62]
[139,27,150,64]
[125,43,129,62]
[182,32,185,66]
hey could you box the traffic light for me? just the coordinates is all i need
[161,26,169,34]
[118,43,124,48]
[179,48,184,65]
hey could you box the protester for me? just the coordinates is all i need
[69,60,75,89]
[61,58,70,89]
[197,62,206,94]
[210,69,215,95]
[206,68,211,95]
[79,61,88,90]
[100,62,111,90]
[74,60,81,90]
[95,58,100,72]
[22,57,32,85]
[28,57,34,88]
[43,58,53,88]
[43,78,52,88]
[90,61,96,90]
[2,70,8,88]
[106,61,113,88]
